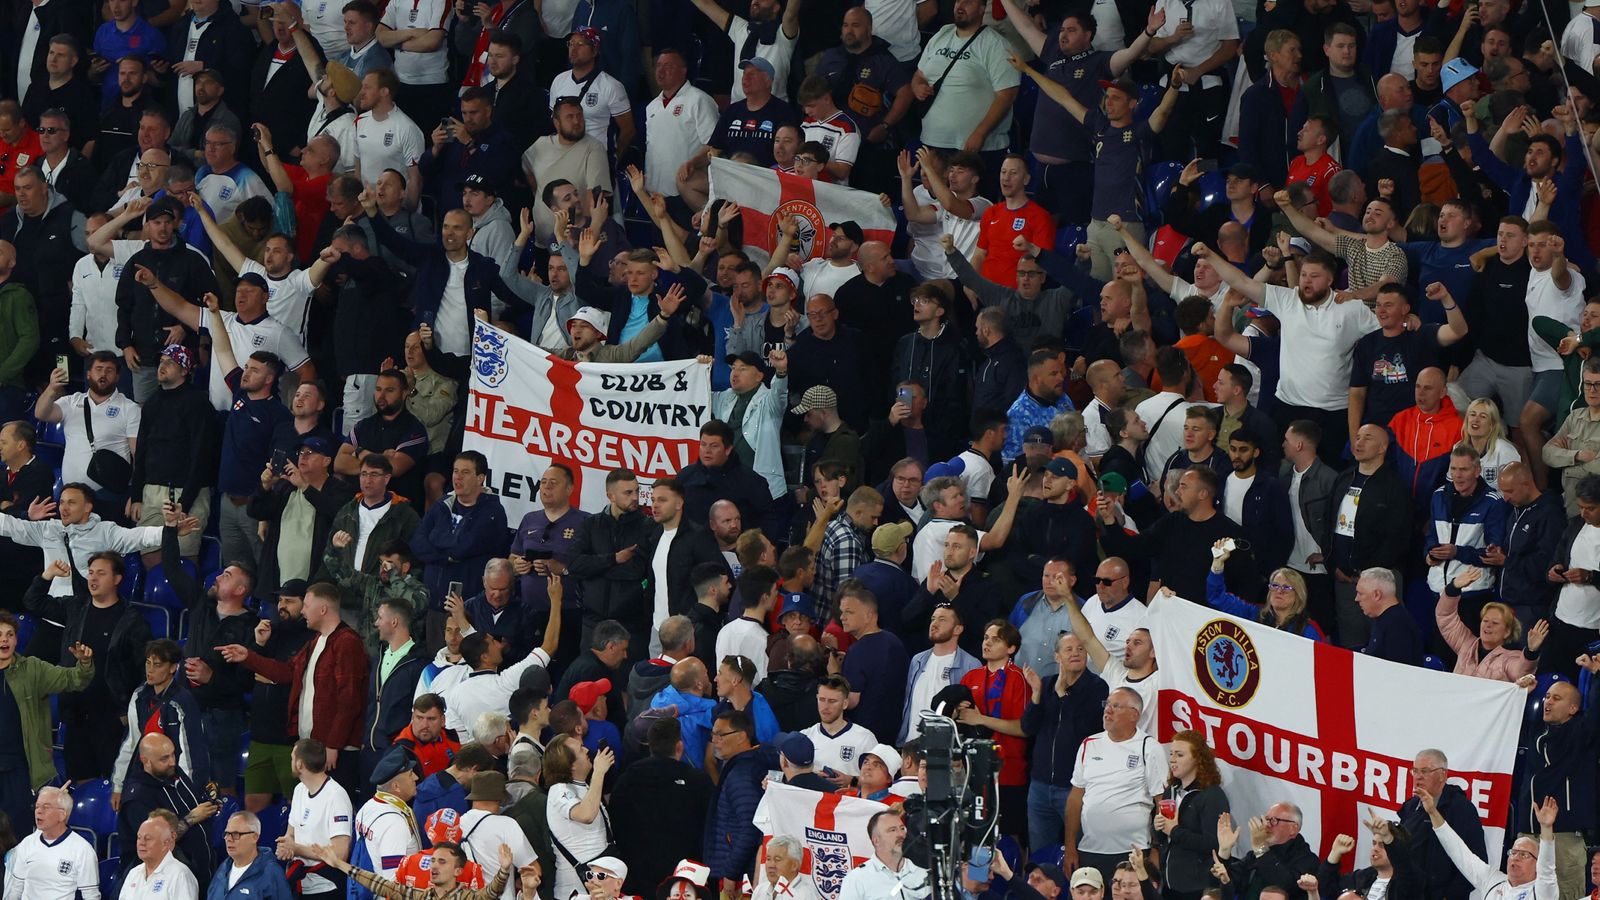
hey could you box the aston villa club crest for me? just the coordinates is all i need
[473,322,509,388]
[1193,619,1261,709]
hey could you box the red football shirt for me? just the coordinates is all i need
[1287,153,1342,217]
[976,200,1055,288]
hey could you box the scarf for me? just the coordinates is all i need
[461,2,508,88]
[738,18,781,64]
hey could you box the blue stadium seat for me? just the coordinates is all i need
[212,795,243,850]
[143,561,198,610]
[1423,655,1446,671]
[1028,844,1065,868]
[100,858,121,898]
[34,442,63,472]
[258,801,291,850]
[118,553,144,601]
[16,613,35,650]
[1197,170,1228,209]
[1135,83,1164,121]
[37,419,65,446]
[69,778,116,853]
[1146,160,1186,221]
[1053,225,1087,258]
[131,601,173,640]
[200,536,221,578]
[1527,672,1569,729]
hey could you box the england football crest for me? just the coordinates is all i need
[473,322,510,388]
[805,827,851,899]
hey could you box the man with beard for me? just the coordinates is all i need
[778,222,861,300]
[117,733,220,885]
[1200,243,1378,465]
[1220,430,1293,572]
[1003,352,1075,465]
[95,106,172,212]
[568,469,657,657]
[904,526,1006,660]
[325,453,423,634]
[160,499,257,799]
[239,583,314,812]
[1277,191,1409,301]
[506,208,582,353]
[522,98,613,246]
[1464,99,1591,269]
[351,69,424,210]
[34,353,138,512]
[336,370,430,507]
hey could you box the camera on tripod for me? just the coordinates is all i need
[920,715,1003,900]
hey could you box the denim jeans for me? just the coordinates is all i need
[1026,780,1072,852]
[203,706,246,791]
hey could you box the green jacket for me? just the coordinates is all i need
[324,532,430,653]
[325,496,422,579]
[0,281,39,387]
[3,654,93,789]
[1533,315,1600,418]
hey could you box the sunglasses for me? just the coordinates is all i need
[1094,576,1121,585]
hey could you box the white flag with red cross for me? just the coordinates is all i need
[753,783,887,900]
[1147,596,1524,868]
[706,158,898,263]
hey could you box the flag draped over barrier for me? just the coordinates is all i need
[462,320,712,518]
[1147,596,1523,866]
[754,783,886,900]
[706,157,898,262]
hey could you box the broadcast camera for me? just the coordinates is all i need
[919,714,1002,900]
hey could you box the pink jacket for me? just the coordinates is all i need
[1435,593,1536,682]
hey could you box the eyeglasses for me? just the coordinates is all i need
[1016,269,1046,278]
[1101,701,1136,711]
[1508,849,1536,860]
[1267,581,1295,591]
[222,831,256,839]
[1583,381,1600,390]
[1263,816,1297,827]
[794,155,819,165]
[137,162,168,171]
[1410,766,1444,776]
[204,139,235,147]
[711,730,737,739]
[35,126,63,135]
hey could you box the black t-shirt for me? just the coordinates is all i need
[352,411,430,503]
[1331,471,1370,572]
[0,674,25,769]
[1463,256,1532,367]
[1350,325,1441,428]
[79,602,123,698]
[707,97,799,167]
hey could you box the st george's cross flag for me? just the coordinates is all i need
[706,157,897,264]
[754,783,886,900]
[1146,596,1523,869]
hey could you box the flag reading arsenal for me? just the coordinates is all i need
[462,320,711,519]
[1146,597,1523,867]
[754,783,886,900]
[706,157,898,263]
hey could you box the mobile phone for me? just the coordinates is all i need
[271,449,289,475]
[54,354,68,374]
[1196,160,1218,174]
[448,580,463,598]
[524,549,555,561]
[896,387,913,406]
[168,486,177,507]
[439,117,453,132]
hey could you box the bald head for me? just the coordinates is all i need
[670,657,709,694]
[1415,366,1446,413]
[859,240,893,280]
[138,732,178,778]
[1377,73,1412,108]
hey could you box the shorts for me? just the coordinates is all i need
[243,741,297,797]
[1452,352,1532,421]
[1528,369,1565,415]
[138,484,211,557]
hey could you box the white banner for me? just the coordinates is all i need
[755,783,886,900]
[462,320,712,519]
[1147,597,1523,866]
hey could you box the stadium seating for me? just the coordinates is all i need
[143,560,198,610]
[69,778,116,855]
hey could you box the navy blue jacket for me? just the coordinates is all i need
[1222,470,1295,573]
[1397,784,1484,900]
[1502,491,1566,612]
[1516,669,1600,833]
[421,123,520,212]
[704,746,768,880]
[1423,478,1508,594]
[361,643,428,757]
[974,337,1027,416]
[1020,669,1107,786]
[1235,72,1305,188]
[368,212,526,356]
[206,854,294,899]
[411,493,511,611]
[1364,13,1448,80]
[1467,130,1594,269]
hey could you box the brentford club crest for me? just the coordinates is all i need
[772,198,824,257]
[1192,619,1261,709]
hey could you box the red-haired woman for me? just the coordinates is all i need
[1152,729,1230,900]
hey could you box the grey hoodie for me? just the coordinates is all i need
[0,513,161,597]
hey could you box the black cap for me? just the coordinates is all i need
[369,745,421,786]
[237,271,269,291]
[723,350,766,370]
[827,220,866,245]
[145,197,184,222]
[458,173,497,195]
[277,578,308,598]
[1225,163,1264,184]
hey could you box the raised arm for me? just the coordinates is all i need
[1110,214,1175,293]
[186,193,247,272]
[780,0,802,39]
[997,0,1046,55]
[1271,189,1339,252]
[130,265,202,331]
[1193,242,1265,302]
[251,123,295,195]
[1110,6,1164,74]
[688,0,731,30]
[1146,70,1185,132]
[1212,288,1253,356]
[1007,51,1088,123]
[203,293,238,375]
[898,151,938,225]
[1422,282,1470,345]
[90,199,149,257]
[917,146,976,221]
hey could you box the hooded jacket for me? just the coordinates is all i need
[1389,395,1464,516]
[362,641,430,758]
[973,335,1028,417]
[0,652,92,789]
[625,656,678,726]
[111,678,210,793]
[411,491,511,611]
[892,324,971,463]
[757,667,822,732]
[469,198,516,267]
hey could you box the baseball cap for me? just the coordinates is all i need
[1287,237,1312,255]
[572,26,602,47]
[1098,74,1139,98]
[779,733,815,767]
[1044,457,1078,479]
[300,435,335,457]
[1098,472,1129,494]
[277,578,308,598]
[763,267,799,292]
[871,521,914,555]
[160,344,193,371]
[424,808,464,844]
[789,385,839,415]
[569,678,612,715]
[236,271,269,291]
[1026,864,1068,889]
[779,593,816,621]
[1243,304,1276,320]
[458,173,497,195]
[369,746,421,786]
[662,860,711,889]
[924,457,966,482]
[827,221,866,245]
[861,743,901,777]
[145,196,184,222]
[724,350,767,370]
[1070,868,1104,889]
[1441,58,1479,93]
[567,306,612,334]
[739,57,776,79]
[1022,426,1052,446]
[588,857,628,881]
[1225,163,1264,183]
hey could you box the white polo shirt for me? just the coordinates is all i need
[1259,284,1380,409]
[550,69,632,149]
[837,855,930,900]
[119,850,200,900]
[201,310,310,411]
[354,107,425,183]
[440,648,551,733]
[54,390,141,489]
[4,828,100,900]
[801,719,879,776]
[354,793,421,883]
[1069,728,1168,853]
[381,0,451,84]
[238,258,317,340]
[1152,0,1239,88]
[1097,656,1157,736]
[301,0,349,57]
[70,254,122,353]
[645,85,719,196]
[290,777,354,895]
